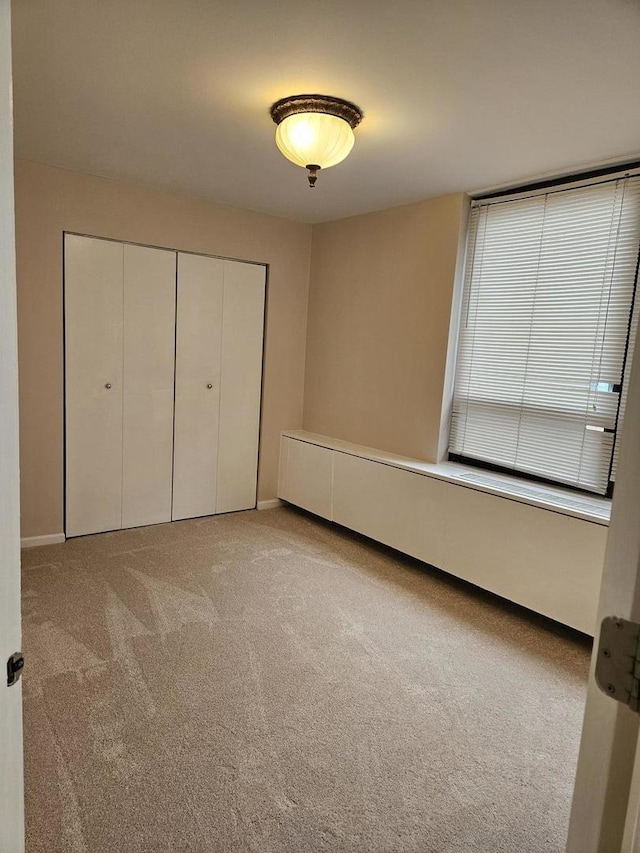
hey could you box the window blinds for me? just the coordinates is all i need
[449,174,640,495]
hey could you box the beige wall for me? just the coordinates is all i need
[303,193,466,461]
[15,162,465,538]
[15,159,312,538]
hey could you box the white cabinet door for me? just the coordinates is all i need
[172,253,224,521]
[216,261,266,513]
[122,244,176,529]
[278,437,334,519]
[332,451,447,566]
[65,235,124,537]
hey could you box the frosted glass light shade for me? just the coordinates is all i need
[275,112,355,170]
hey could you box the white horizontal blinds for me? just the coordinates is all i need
[450,174,640,495]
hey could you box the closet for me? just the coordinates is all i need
[64,234,266,538]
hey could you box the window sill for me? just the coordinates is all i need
[282,430,612,526]
[438,461,611,526]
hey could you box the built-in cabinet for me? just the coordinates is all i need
[64,234,265,537]
[278,431,608,634]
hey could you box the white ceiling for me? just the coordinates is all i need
[11,0,640,224]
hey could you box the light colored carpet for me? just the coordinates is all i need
[21,506,590,853]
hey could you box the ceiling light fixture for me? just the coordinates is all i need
[270,94,364,188]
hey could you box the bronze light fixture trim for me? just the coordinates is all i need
[270,94,364,187]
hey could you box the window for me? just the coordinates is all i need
[449,171,640,496]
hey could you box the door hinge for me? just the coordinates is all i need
[596,617,640,711]
[6,652,24,687]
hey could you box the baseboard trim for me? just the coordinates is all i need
[257,499,283,510]
[21,533,66,549]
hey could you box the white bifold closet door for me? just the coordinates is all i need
[172,253,266,520]
[216,260,266,513]
[65,235,124,537]
[171,253,224,521]
[65,235,176,537]
[121,243,176,528]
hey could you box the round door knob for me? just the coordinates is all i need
[105,383,112,389]
[207,383,213,389]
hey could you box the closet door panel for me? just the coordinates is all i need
[65,235,124,537]
[216,261,266,513]
[172,253,224,521]
[121,244,176,529]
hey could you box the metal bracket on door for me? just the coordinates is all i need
[6,652,24,687]
[595,617,640,712]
